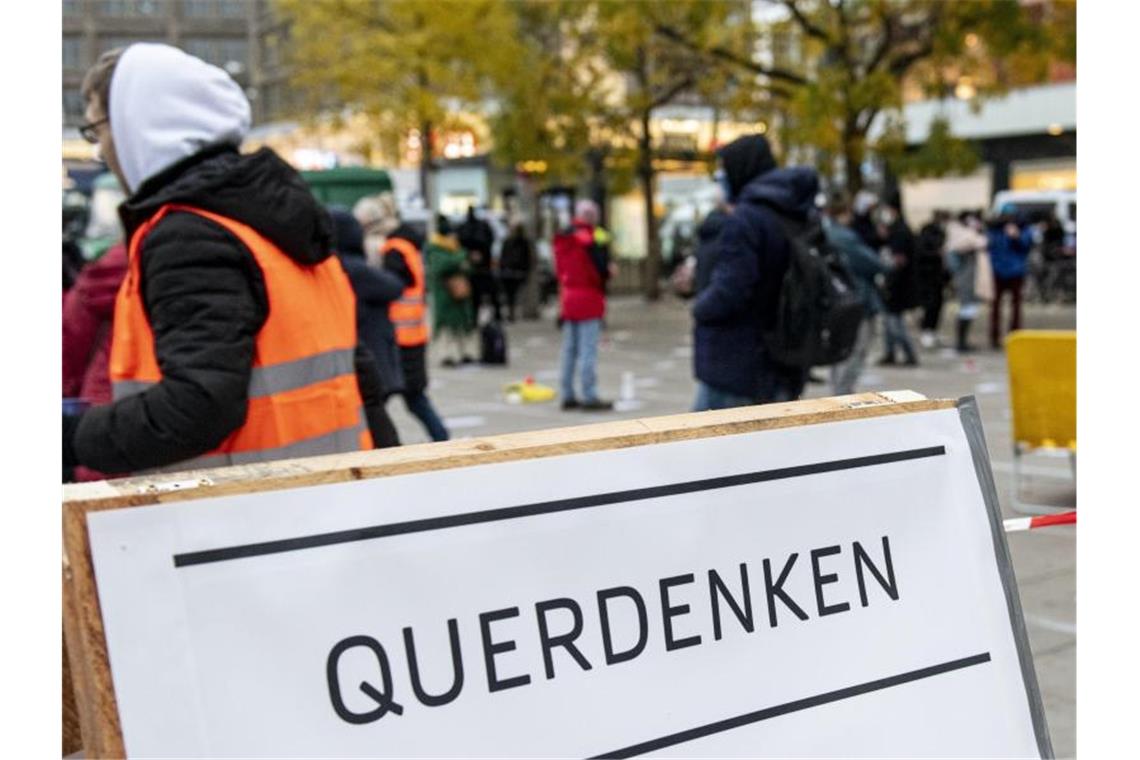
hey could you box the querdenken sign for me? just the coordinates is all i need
[82,398,1049,757]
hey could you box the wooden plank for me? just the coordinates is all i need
[62,391,951,757]
[64,392,952,513]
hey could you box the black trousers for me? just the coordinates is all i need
[917,257,946,332]
[501,275,525,320]
[470,272,501,322]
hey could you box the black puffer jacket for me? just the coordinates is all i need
[69,145,382,474]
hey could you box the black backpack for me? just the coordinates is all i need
[758,208,866,368]
[480,321,509,365]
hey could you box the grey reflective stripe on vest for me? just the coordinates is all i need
[246,347,355,399]
[394,318,424,328]
[145,412,368,474]
[396,296,424,306]
[111,347,355,402]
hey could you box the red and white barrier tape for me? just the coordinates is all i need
[1003,511,1076,533]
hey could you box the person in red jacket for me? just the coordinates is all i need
[62,242,128,405]
[63,241,128,481]
[553,199,613,411]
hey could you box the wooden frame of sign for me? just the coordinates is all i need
[63,390,950,757]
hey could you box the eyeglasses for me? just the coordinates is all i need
[79,117,109,144]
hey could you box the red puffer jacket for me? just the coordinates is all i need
[554,221,606,321]
[62,242,128,404]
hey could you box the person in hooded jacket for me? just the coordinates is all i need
[61,44,382,477]
[328,205,405,448]
[691,134,814,411]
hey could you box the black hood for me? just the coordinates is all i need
[119,145,333,266]
[717,134,777,201]
[737,167,820,219]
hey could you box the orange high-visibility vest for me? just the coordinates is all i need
[384,237,428,347]
[110,203,373,472]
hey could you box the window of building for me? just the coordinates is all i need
[182,37,248,71]
[63,37,83,70]
[218,0,245,18]
[181,0,215,17]
[182,37,217,63]
[218,38,248,69]
[99,0,165,17]
[99,36,159,55]
[64,89,87,125]
[63,0,84,17]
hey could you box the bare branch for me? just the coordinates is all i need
[654,23,809,87]
[856,106,880,135]
[650,75,696,109]
[886,4,942,78]
[864,3,894,74]
[782,0,831,43]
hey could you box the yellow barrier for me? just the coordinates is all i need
[1005,330,1076,514]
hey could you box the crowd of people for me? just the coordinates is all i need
[61,42,1067,482]
[681,133,1068,411]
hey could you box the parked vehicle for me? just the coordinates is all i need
[991,189,1076,235]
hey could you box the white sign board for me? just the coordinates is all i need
[87,399,1050,757]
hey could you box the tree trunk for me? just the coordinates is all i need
[842,125,863,196]
[638,110,661,301]
[587,148,607,227]
[420,119,433,213]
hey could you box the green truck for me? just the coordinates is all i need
[299,167,394,208]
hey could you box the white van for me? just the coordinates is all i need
[991,189,1076,235]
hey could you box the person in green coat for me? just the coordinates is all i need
[426,214,477,366]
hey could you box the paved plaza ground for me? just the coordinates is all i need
[388,295,1077,756]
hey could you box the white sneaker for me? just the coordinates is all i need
[919,331,936,349]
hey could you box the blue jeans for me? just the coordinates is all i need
[560,318,602,402]
[401,391,450,442]
[830,317,873,396]
[883,311,917,363]
[692,381,758,411]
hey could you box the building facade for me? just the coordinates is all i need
[63,0,289,155]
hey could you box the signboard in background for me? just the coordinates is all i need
[63,394,1051,758]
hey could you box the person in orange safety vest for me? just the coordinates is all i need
[354,195,451,443]
[62,43,381,478]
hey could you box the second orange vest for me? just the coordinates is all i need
[384,237,429,347]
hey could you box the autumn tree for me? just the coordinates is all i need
[492,1,753,300]
[657,0,1077,192]
[275,0,520,210]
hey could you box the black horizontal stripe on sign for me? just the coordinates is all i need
[592,652,993,758]
[173,445,945,568]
